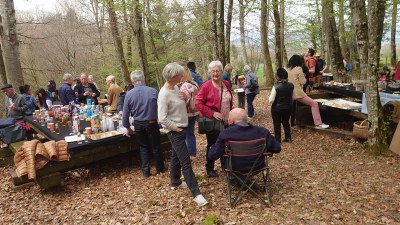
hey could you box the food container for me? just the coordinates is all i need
[85,127,92,135]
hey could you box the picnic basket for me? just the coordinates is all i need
[353,120,369,139]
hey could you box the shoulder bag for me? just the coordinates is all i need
[198,83,224,134]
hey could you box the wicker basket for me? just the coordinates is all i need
[353,120,369,139]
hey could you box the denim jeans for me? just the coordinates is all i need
[167,128,201,197]
[134,120,166,175]
[185,116,197,156]
[246,93,257,118]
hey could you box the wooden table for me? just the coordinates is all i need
[10,116,171,189]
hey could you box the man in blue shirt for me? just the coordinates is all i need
[208,108,281,166]
[222,64,233,88]
[187,61,204,86]
[122,70,166,177]
[58,73,77,106]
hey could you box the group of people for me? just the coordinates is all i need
[119,60,278,207]
[1,55,331,207]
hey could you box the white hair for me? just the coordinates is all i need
[106,75,115,83]
[208,60,223,73]
[162,62,184,81]
[244,65,251,72]
[130,70,145,83]
[63,73,72,81]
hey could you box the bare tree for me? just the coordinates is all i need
[322,0,345,81]
[338,0,349,60]
[273,0,282,69]
[260,0,274,87]
[225,0,233,64]
[0,0,24,87]
[238,0,248,65]
[350,0,388,153]
[106,0,130,85]
[211,0,218,60]
[217,0,225,65]
[0,43,7,85]
[121,0,133,70]
[390,0,397,66]
[132,0,150,85]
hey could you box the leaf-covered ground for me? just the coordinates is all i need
[1,90,399,224]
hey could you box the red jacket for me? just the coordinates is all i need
[195,80,233,118]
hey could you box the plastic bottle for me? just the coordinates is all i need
[55,123,60,134]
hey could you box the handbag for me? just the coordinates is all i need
[198,83,224,134]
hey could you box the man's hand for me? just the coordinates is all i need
[124,127,134,137]
[91,93,96,97]
[8,105,16,111]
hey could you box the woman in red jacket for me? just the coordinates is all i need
[195,60,233,177]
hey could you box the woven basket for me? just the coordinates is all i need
[353,120,369,139]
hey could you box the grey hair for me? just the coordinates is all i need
[208,60,223,73]
[130,70,145,83]
[63,73,72,81]
[106,75,115,83]
[162,62,184,81]
[243,65,251,72]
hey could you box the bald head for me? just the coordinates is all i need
[228,108,247,125]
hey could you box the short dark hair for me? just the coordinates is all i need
[308,48,315,56]
[276,68,288,80]
[187,61,196,71]
[287,55,305,69]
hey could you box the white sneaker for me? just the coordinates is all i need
[315,124,329,129]
[170,181,188,190]
[194,194,208,207]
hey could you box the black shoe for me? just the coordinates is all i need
[283,139,292,143]
[207,169,218,178]
[143,171,150,178]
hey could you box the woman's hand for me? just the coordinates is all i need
[178,91,188,101]
[175,127,183,132]
[213,112,223,120]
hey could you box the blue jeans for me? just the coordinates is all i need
[167,128,201,197]
[246,93,257,118]
[134,120,166,175]
[185,116,197,156]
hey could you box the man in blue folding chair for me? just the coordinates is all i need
[208,108,281,161]
[208,107,281,207]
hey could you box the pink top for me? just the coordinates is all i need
[195,80,233,119]
[394,64,400,81]
[180,81,200,117]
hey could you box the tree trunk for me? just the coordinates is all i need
[349,16,360,71]
[211,0,219,60]
[322,0,345,81]
[338,0,348,60]
[133,0,150,85]
[89,0,105,57]
[350,0,388,154]
[121,0,133,71]
[145,0,163,89]
[106,0,131,85]
[390,0,398,66]
[217,0,225,66]
[280,0,285,64]
[273,0,282,69]
[260,0,274,87]
[225,0,233,64]
[0,0,24,87]
[0,43,7,85]
[316,0,325,57]
[239,0,249,65]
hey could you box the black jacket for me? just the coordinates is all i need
[272,81,294,110]
[74,83,100,105]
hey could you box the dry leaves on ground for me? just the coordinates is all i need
[0,90,399,224]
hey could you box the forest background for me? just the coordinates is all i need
[0,0,399,152]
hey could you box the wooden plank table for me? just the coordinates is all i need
[10,116,171,189]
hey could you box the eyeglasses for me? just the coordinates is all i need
[210,70,222,74]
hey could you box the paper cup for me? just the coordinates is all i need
[85,127,92,135]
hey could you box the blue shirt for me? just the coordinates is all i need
[58,83,76,106]
[208,122,281,161]
[122,84,158,128]
[190,69,204,86]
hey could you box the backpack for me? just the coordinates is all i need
[249,75,259,92]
